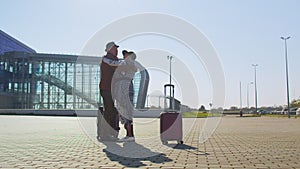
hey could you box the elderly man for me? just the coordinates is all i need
[99,41,120,141]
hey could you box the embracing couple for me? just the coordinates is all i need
[99,41,142,142]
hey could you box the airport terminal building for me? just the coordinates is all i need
[0,30,149,110]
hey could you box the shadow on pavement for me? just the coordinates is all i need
[101,141,172,168]
[168,143,209,156]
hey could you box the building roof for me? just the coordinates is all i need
[0,30,36,55]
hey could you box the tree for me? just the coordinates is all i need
[230,106,238,111]
[291,99,300,108]
[198,105,206,111]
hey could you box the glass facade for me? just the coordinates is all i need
[0,52,149,109]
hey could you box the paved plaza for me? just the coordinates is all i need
[0,115,300,169]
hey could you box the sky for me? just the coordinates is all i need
[1,0,300,109]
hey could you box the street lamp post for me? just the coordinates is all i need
[252,64,258,114]
[158,95,163,109]
[240,81,242,109]
[281,36,291,118]
[247,82,253,109]
[167,56,174,85]
[167,56,174,108]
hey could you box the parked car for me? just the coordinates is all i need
[280,107,298,115]
[271,110,282,114]
[291,107,298,115]
[258,109,270,115]
[296,108,300,116]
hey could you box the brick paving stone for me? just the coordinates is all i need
[1,115,300,168]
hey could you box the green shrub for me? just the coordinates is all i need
[182,111,222,118]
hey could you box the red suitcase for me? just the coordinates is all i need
[160,84,183,144]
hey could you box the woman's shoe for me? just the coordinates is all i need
[118,136,135,142]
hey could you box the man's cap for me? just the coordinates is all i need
[105,41,119,52]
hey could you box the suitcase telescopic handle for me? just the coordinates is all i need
[164,84,175,111]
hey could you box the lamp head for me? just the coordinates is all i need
[281,36,291,40]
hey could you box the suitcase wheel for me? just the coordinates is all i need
[178,140,183,144]
[162,140,168,145]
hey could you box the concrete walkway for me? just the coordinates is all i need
[0,115,299,168]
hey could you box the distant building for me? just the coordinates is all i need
[0,30,149,109]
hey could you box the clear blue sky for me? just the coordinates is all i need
[1,0,299,109]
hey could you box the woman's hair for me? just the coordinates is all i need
[122,50,136,60]
[127,51,136,60]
